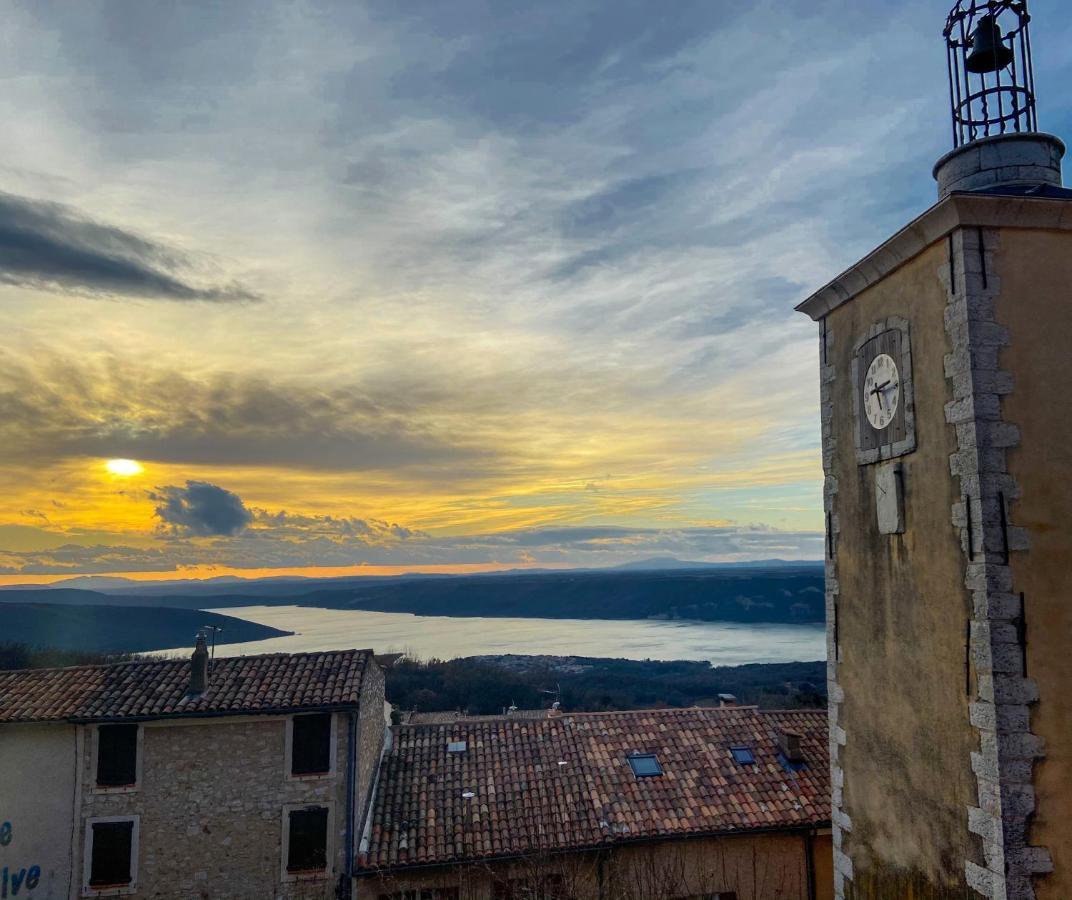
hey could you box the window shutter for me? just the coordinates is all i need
[96,725,138,787]
[89,821,134,886]
[287,807,328,871]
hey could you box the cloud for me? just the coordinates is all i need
[0,355,484,473]
[150,481,252,536]
[0,520,821,576]
[12,0,1064,578]
[251,509,424,541]
[0,191,258,302]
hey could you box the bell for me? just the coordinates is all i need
[965,14,1014,73]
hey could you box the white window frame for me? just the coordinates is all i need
[91,724,143,794]
[280,802,335,883]
[284,712,338,781]
[82,815,139,897]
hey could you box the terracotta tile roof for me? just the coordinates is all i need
[361,706,829,871]
[402,711,463,725]
[401,709,550,725]
[0,649,372,723]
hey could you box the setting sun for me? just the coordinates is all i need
[105,458,144,477]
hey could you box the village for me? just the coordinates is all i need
[2,1,1072,898]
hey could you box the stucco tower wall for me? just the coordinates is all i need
[821,240,984,899]
[989,227,1072,900]
[802,196,1072,900]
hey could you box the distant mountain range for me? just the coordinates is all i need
[2,557,822,595]
[0,563,825,626]
[609,556,820,571]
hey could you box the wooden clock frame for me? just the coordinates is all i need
[852,315,916,465]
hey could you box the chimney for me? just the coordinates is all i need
[188,630,209,695]
[717,693,737,708]
[778,729,804,763]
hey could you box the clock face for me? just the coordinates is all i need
[863,353,900,430]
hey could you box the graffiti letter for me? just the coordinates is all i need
[8,868,24,896]
[25,868,39,891]
[0,823,10,846]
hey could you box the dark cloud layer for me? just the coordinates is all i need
[0,356,482,473]
[151,481,252,536]
[0,191,257,302]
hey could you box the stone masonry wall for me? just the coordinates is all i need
[78,713,352,900]
[818,317,851,900]
[356,662,386,840]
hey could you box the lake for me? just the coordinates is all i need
[199,605,826,665]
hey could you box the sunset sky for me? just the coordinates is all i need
[3,0,1072,581]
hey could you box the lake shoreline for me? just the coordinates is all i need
[195,604,826,666]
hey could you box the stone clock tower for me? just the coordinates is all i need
[797,2,1072,899]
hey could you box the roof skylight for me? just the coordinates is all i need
[627,753,663,777]
[730,746,755,765]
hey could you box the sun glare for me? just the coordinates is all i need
[105,458,144,477]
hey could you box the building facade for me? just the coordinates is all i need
[0,642,388,899]
[355,706,832,900]
[797,7,1072,894]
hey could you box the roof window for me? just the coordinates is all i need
[730,746,755,765]
[627,753,663,777]
[447,740,467,753]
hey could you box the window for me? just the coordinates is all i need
[286,807,329,872]
[627,753,663,777]
[446,740,467,753]
[290,713,332,776]
[85,818,137,890]
[96,724,139,788]
[729,746,755,765]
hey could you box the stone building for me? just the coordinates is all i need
[796,2,1072,897]
[355,706,832,899]
[0,639,388,899]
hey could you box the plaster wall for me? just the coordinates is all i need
[356,830,831,900]
[991,228,1072,900]
[76,713,354,900]
[0,723,77,899]
[824,241,981,898]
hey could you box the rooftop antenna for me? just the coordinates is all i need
[539,683,562,709]
[201,624,223,672]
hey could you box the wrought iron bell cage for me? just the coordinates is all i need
[944,0,1038,148]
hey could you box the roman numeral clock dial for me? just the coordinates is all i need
[852,319,915,466]
[863,353,900,430]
